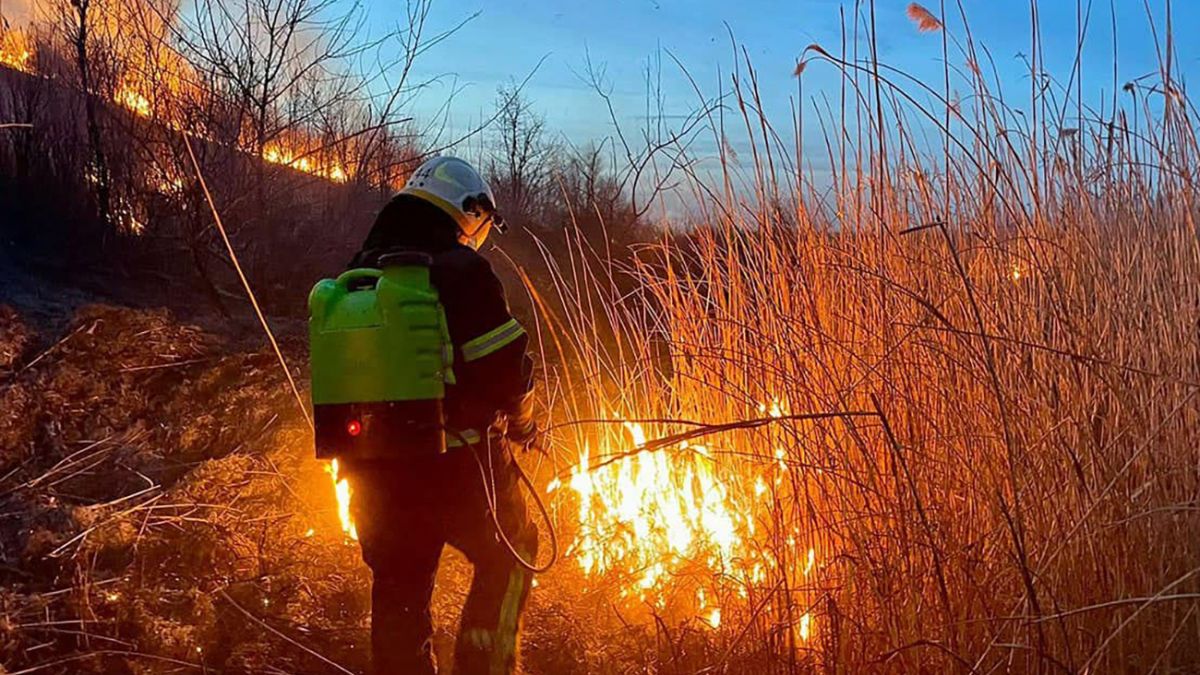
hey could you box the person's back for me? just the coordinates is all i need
[341,158,540,674]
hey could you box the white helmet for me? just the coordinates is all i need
[400,156,503,249]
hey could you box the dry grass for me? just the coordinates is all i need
[536,5,1200,672]
[0,305,376,673]
[1,2,1197,673]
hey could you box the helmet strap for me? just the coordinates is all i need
[458,218,491,250]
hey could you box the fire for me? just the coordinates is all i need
[1,20,352,187]
[561,423,742,594]
[263,142,350,183]
[554,418,821,638]
[0,29,32,74]
[326,459,358,541]
[116,83,152,118]
[798,612,812,641]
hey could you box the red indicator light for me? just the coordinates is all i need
[346,420,362,437]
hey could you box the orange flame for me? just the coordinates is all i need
[798,612,812,642]
[0,29,33,74]
[556,423,741,592]
[3,11,363,190]
[326,459,358,541]
[551,415,820,637]
[115,82,153,118]
[3,20,351,186]
[263,142,350,183]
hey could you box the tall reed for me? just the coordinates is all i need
[538,3,1200,671]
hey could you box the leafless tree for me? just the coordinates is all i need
[179,0,361,154]
[487,82,556,226]
[60,0,114,229]
[156,0,433,298]
[549,140,643,254]
[581,48,715,220]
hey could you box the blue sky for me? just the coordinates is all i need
[381,1,1195,142]
[9,0,1196,152]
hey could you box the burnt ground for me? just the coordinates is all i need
[0,254,712,674]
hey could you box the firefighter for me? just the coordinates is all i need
[343,156,540,675]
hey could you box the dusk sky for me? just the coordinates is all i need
[381,0,1198,164]
[6,0,1195,162]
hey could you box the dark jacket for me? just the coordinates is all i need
[350,194,535,438]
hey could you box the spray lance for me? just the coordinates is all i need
[308,251,557,572]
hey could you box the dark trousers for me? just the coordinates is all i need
[344,439,537,675]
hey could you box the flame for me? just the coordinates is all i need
[326,459,358,541]
[1,21,352,187]
[559,416,822,635]
[565,423,744,598]
[0,29,33,74]
[263,141,350,183]
[2,4,390,199]
[116,83,153,118]
[798,612,812,642]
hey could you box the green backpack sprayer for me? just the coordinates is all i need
[308,251,453,459]
[307,247,559,573]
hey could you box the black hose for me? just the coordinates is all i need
[448,428,558,574]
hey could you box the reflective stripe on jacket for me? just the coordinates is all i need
[431,246,534,436]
